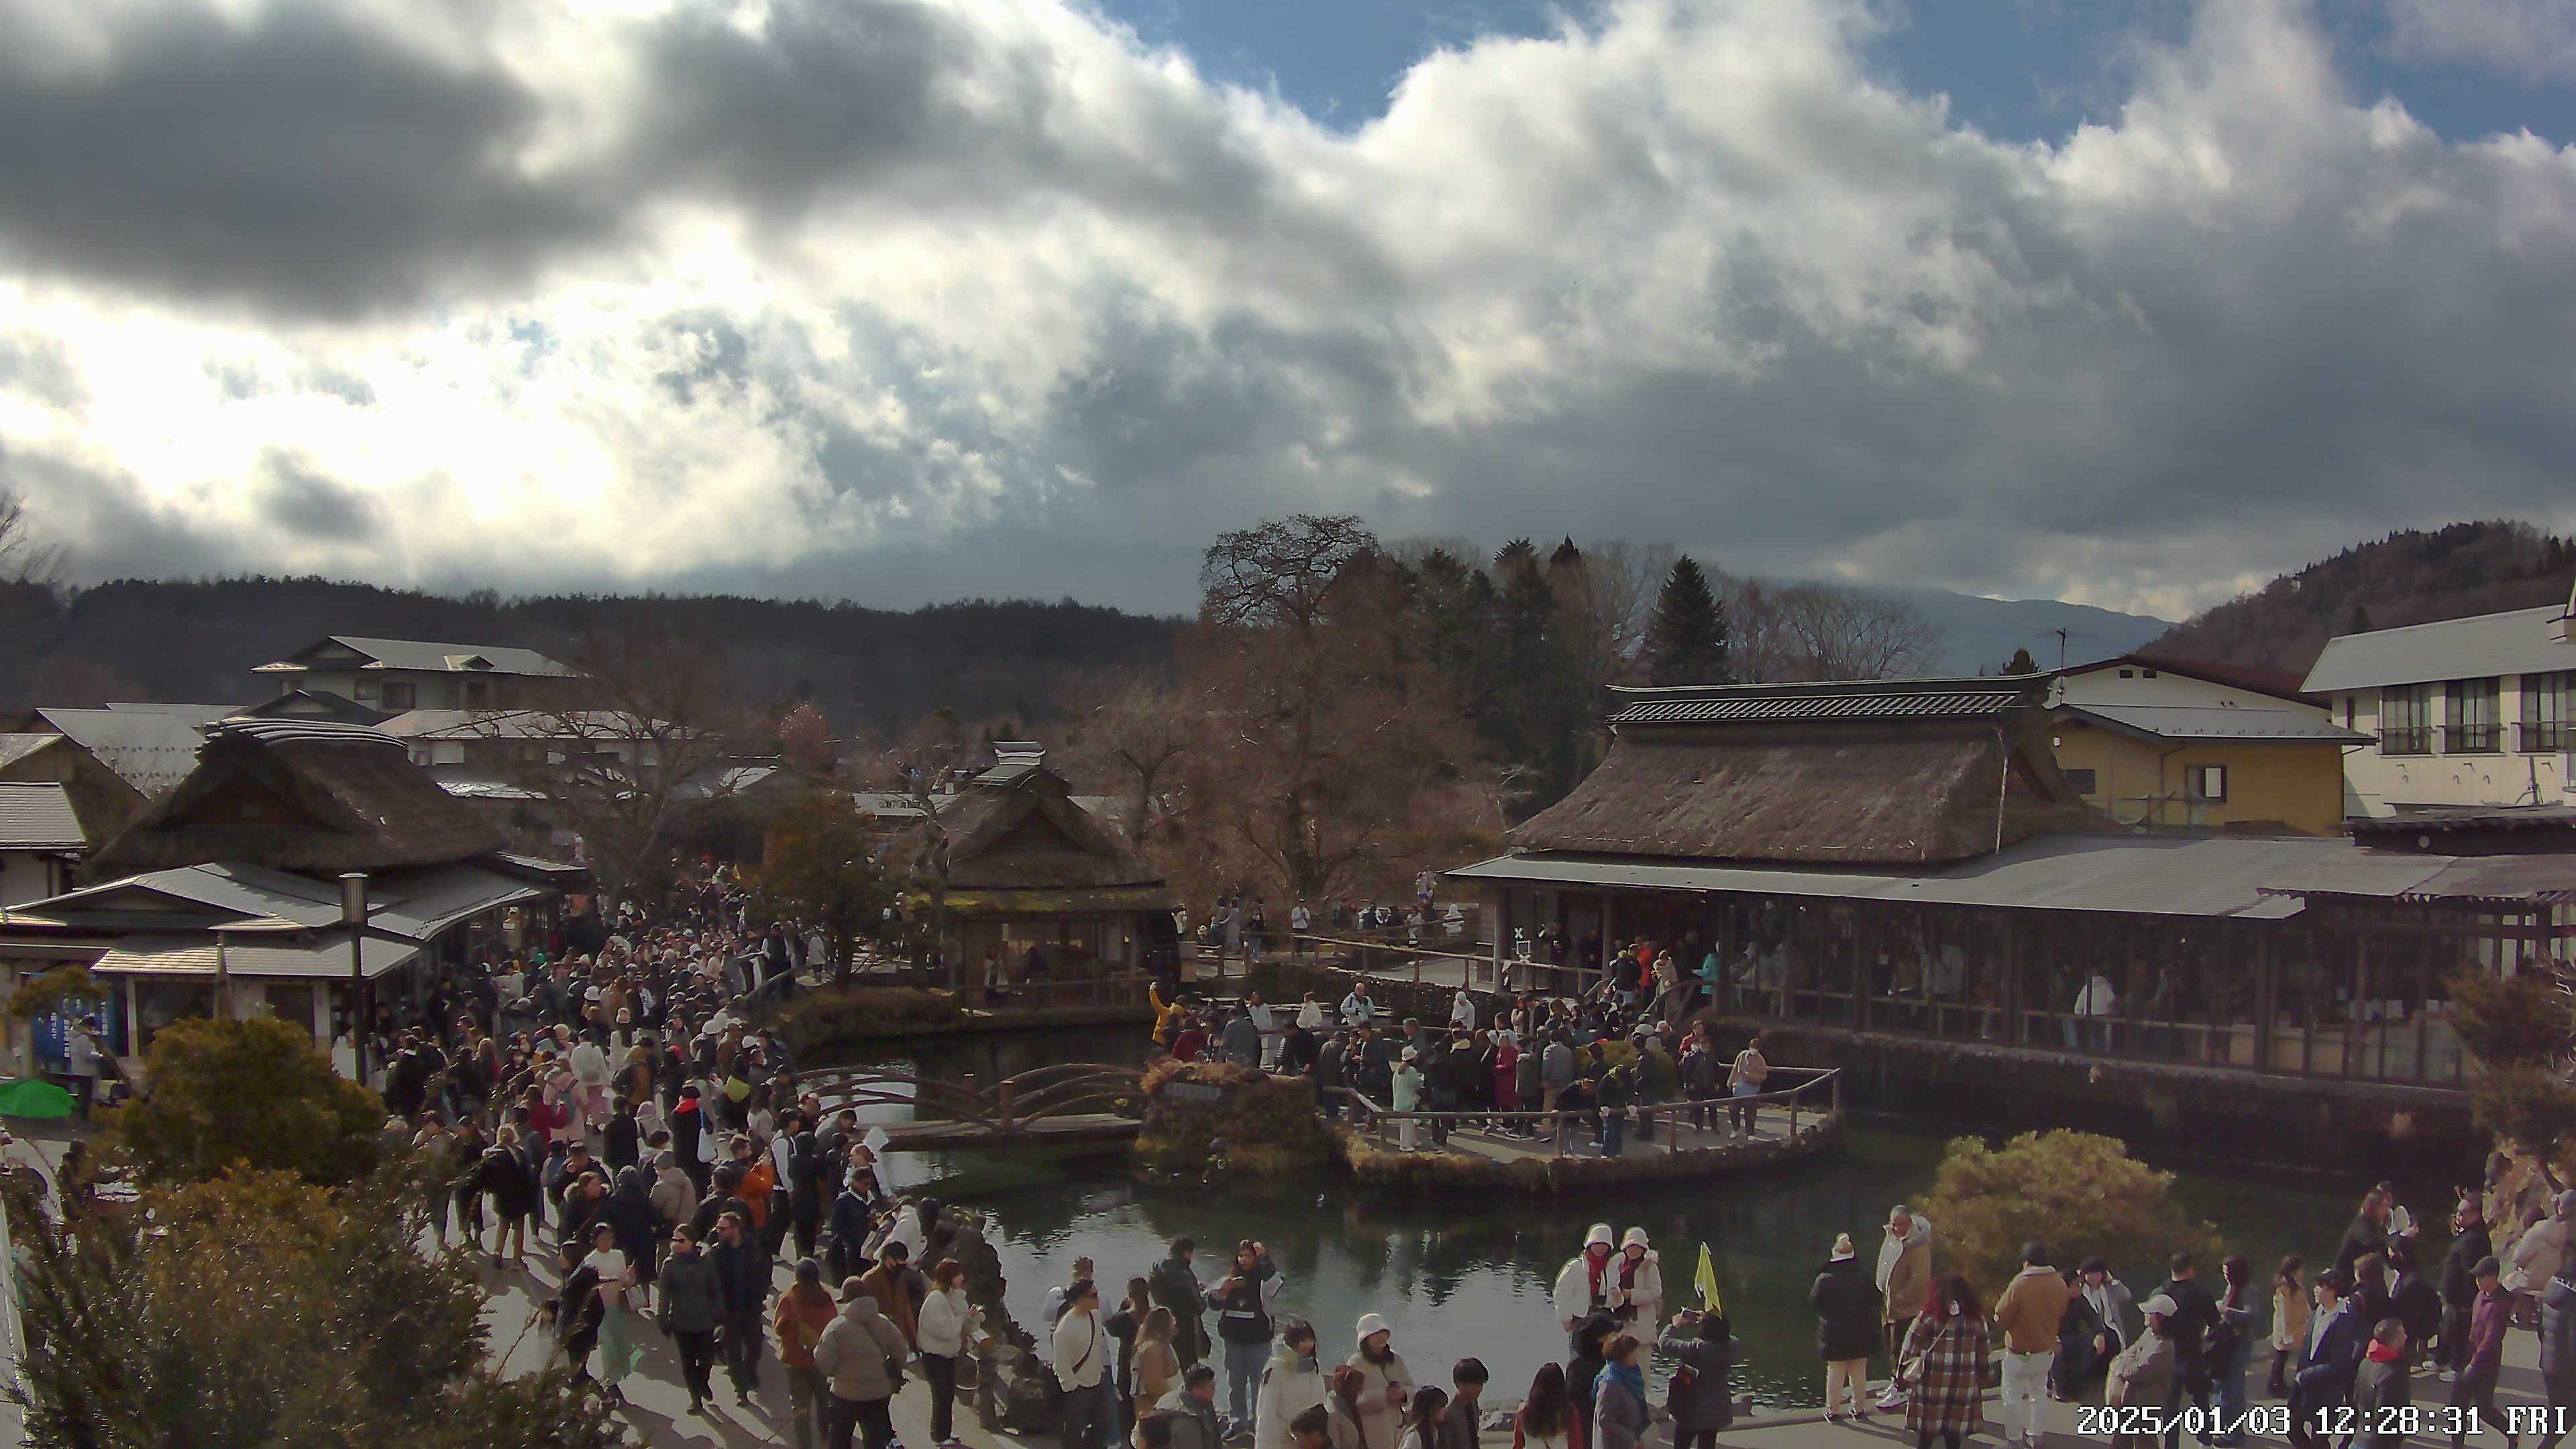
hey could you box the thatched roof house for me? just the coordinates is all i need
[1511,677,2098,866]
[89,718,504,877]
[898,751,1175,974]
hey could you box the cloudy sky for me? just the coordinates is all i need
[3,0,2575,619]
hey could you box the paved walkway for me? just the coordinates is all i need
[475,1243,1027,1449]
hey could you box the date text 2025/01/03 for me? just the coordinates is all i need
[2076,1405,2524,1440]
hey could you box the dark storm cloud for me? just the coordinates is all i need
[254,449,382,543]
[0,0,1386,322]
[0,447,245,580]
[0,2,619,319]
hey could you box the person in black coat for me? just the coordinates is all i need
[604,1093,642,1175]
[2388,1241,2443,1369]
[604,1165,663,1291]
[2286,1270,2365,1449]
[2540,1264,2576,1436]
[1656,1311,1734,1449]
[1809,1240,1880,1419]
[472,1138,541,1269]
[1566,1310,1619,1428]
[2157,1256,2220,1449]
[2440,1194,2493,1373]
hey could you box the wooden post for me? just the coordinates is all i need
[997,1079,1017,1129]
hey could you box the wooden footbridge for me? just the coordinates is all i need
[801,1063,1146,1151]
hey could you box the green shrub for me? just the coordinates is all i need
[102,1017,382,1188]
[1920,1130,2219,1298]
[2474,1063,2576,1155]
[2452,970,2575,1069]
[1136,1059,1328,1174]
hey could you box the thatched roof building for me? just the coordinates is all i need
[1511,677,2098,865]
[90,718,504,877]
[897,751,1175,975]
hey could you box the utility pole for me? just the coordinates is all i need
[340,873,369,1085]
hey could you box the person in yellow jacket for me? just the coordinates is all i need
[1152,981,1189,1050]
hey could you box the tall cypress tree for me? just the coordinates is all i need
[1644,557,1733,685]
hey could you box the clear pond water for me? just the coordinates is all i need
[817,1028,2460,1410]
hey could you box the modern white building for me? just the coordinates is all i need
[2301,596,2576,816]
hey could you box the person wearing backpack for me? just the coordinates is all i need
[1655,1310,1733,1449]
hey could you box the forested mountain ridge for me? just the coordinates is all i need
[2144,522,2575,676]
[0,576,1183,730]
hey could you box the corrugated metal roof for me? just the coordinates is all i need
[91,930,419,980]
[32,708,206,798]
[330,636,570,676]
[30,859,551,952]
[101,702,241,727]
[0,783,87,849]
[34,861,348,926]
[205,716,400,749]
[1444,833,2473,918]
[2302,605,2576,693]
[1611,690,2025,724]
[2058,704,2370,743]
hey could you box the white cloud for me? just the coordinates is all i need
[0,0,2573,615]
[2387,0,2576,84]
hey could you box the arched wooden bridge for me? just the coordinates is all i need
[801,1063,1146,1151]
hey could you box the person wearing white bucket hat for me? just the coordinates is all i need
[1554,1225,1619,1331]
[1344,1313,1415,1449]
[1613,1228,1664,1330]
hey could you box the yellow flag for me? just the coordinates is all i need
[1695,1242,1723,1316]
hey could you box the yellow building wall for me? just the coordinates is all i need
[2048,718,2348,835]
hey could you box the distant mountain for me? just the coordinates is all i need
[1868,585,2174,675]
[2143,521,2575,677]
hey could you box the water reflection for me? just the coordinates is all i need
[820,1029,2454,1409]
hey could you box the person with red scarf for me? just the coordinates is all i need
[1553,1225,1618,1332]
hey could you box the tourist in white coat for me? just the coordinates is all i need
[1613,1228,1664,1330]
[1255,1319,1329,1449]
[1554,1224,1619,1331]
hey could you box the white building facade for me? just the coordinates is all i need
[2302,600,2576,816]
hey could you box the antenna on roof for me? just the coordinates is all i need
[2047,628,2095,669]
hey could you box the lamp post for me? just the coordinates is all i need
[340,872,368,1085]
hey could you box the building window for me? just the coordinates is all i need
[352,678,377,700]
[2522,671,2573,753]
[2117,668,2135,678]
[380,681,417,711]
[2186,764,2228,802]
[464,680,492,710]
[2064,768,2098,796]
[2447,677,2500,753]
[2381,685,2433,755]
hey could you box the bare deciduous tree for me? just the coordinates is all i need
[0,487,65,590]
[1055,672,1207,847]
[471,605,741,909]
[1723,576,1945,682]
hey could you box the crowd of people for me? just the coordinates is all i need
[1038,1178,2576,1449]
[1146,970,1775,1155]
[339,861,1002,1449]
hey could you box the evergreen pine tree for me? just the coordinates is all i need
[2003,647,2039,675]
[1644,557,1733,685]
[2346,602,2373,635]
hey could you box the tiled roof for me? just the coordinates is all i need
[0,783,87,849]
[1608,682,2029,726]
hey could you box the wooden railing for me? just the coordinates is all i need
[1328,1066,1842,1157]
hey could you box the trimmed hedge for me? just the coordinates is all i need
[1134,1059,1330,1177]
